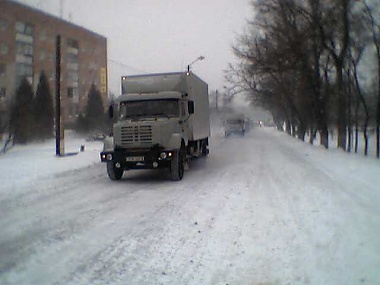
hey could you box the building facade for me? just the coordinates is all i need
[0,0,107,126]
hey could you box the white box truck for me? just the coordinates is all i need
[100,71,210,181]
[223,113,246,137]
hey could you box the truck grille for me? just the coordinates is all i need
[121,125,153,147]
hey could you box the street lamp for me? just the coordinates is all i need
[187,56,205,73]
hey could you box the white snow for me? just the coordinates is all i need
[0,118,379,285]
[0,131,102,196]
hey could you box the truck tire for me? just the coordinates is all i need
[107,162,123,180]
[170,150,184,181]
[201,140,209,156]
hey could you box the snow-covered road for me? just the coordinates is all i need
[1,122,379,285]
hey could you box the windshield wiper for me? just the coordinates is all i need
[151,113,177,118]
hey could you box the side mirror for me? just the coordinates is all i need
[108,105,114,119]
[188,101,195,115]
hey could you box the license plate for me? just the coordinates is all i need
[126,156,145,162]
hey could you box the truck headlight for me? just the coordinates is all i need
[106,154,113,160]
[160,152,167,160]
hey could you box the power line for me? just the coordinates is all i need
[107,59,145,74]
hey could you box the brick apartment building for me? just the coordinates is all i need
[0,0,107,126]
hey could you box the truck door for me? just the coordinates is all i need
[181,100,190,135]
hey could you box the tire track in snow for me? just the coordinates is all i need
[61,130,261,284]
[63,165,234,284]
[1,164,180,284]
[258,129,379,285]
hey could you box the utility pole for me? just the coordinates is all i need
[55,35,64,156]
[215,90,219,110]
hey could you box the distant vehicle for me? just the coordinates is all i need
[100,71,210,181]
[224,113,246,137]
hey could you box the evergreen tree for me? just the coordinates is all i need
[85,83,105,132]
[75,113,89,133]
[10,77,35,143]
[34,71,54,140]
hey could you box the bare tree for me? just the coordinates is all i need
[229,0,375,154]
[360,0,380,158]
[351,48,370,155]
[231,0,330,145]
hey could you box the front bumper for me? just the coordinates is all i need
[100,148,175,170]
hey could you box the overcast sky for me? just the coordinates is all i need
[15,0,252,95]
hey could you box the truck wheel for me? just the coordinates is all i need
[201,141,209,156]
[107,162,123,180]
[170,150,184,181]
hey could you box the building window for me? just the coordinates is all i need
[25,44,33,56]
[0,19,7,32]
[0,64,5,76]
[68,71,79,83]
[15,21,33,35]
[0,87,6,98]
[66,53,78,64]
[0,43,8,55]
[67,87,79,103]
[67,87,74,98]
[40,50,46,60]
[16,42,33,56]
[25,24,33,35]
[67,62,79,71]
[16,63,33,77]
[67,38,79,49]
[15,21,24,33]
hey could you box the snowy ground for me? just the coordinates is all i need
[0,116,379,285]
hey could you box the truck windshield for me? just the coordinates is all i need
[226,119,243,125]
[119,99,179,119]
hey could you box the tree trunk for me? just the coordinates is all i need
[309,127,315,145]
[376,107,380,158]
[364,124,369,156]
[320,126,329,149]
[377,56,380,158]
[347,76,352,152]
[1,133,13,154]
[354,97,359,153]
[337,67,347,151]
[297,124,306,141]
[354,65,370,156]
[286,120,292,135]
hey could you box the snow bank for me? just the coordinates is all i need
[0,131,103,195]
